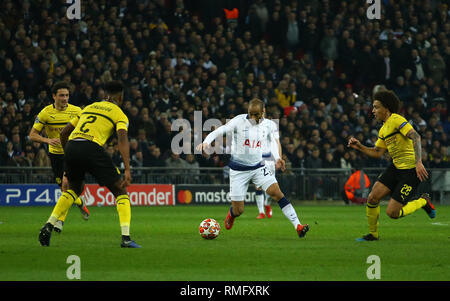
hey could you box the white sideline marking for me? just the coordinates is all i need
[431,222,449,226]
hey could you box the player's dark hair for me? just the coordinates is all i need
[51,81,71,95]
[373,90,400,114]
[104,80,124,95]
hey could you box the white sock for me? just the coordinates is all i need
[281,204,301,228]
[121,225,130,236]
[255,192,265,214]
[264,192,271,206]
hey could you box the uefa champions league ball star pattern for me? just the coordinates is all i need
[199,218,221,240]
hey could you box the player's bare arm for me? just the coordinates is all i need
[406,128,429,182]
[60,123,75,149]
[274,139,286,172]
[117,129,131,186]
[347,137,386,158]
[29,128,60,146]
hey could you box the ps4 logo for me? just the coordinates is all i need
[66,0,81,20]
[366,0,381,20]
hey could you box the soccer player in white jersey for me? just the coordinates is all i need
[255,116,281,219]
[196,98,309,238]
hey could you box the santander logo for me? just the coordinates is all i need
[82,184,175,206]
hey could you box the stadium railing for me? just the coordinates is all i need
[0,166,449,204]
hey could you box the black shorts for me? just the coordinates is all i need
[377,163,420,205]
[48,153,65,187]
[64,140,121,187]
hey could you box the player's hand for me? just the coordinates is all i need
[47,138,60,146]
[123,169,131,187]
[276,159,286,172]
[347,137,361,150]
[416,161,429,182]
[196,143,211,153]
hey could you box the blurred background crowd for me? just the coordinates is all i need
[0,0,449,176]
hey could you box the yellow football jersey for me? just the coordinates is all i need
[375,113,416,169]
[33,104,82,154]
[68,101,129,147]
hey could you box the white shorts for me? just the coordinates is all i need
[229,165,278,201]
[264,160,276,175]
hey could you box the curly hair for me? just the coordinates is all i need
[373,90,401,114]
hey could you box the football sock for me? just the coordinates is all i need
[58,209,68,223]
[264,192,271,206]
[366,203,380,238]
[229,206,236,218]
[399,197,427,218]
[116,194,131,236]
[255,190,265,214]
[278,197,300,228]
[55,196,83,222]
[48,190,78,225]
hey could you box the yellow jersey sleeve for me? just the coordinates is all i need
[32,109,47,132]
[396,115,414,137]
[115,110,129,132]
[70,112,81,127]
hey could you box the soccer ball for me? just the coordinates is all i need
[199,218,221,240]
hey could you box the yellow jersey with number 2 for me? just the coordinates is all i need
[68,101,129,147]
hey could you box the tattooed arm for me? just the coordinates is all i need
[406,129,429,182]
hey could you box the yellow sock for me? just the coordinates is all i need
[56,197,82,222]
[74,197,82,206]
[58,209,69,222]
[399,197,427,218]
[116,194,131,236]
[366,203,380,238]
[48,190,78,225]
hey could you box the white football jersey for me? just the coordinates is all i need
[204,114,279,166]
[262,119,280,161]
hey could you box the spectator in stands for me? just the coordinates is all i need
[306,147,323,200]
[33,148,51,167]
[185,153,200,184]
[0,0,448,203]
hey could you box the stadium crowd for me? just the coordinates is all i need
[0,0,449,177]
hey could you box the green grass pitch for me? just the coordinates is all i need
[0,204,449,281]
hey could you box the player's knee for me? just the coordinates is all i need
[386,208,400,219]
[367,192,380,206]
[266,184,283,201]
[108,180,127,197]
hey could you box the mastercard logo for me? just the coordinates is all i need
[177,190,192,204]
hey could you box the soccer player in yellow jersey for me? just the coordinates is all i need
[348,90,436,241]
[38,81,140,248]
[30,81,90,232]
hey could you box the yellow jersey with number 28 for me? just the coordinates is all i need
[375,113,416,170]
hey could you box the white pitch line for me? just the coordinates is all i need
[431,222,449,226]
